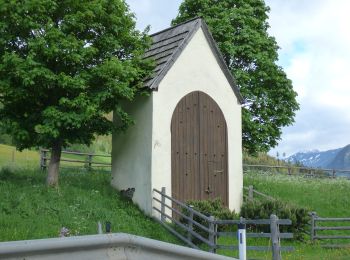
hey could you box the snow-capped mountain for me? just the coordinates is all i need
[286,146,344,168]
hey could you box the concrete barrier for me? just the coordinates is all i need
[0,233,236,260]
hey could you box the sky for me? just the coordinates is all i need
[126,0,350,157]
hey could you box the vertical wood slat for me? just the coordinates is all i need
[171,91,228,208]
[209,216,216,253]
[310,212,317,241]
[270,214,281,260]
[187,205,194,243]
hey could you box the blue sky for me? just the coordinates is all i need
[126,0,350,157]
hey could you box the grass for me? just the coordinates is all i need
[0,166,180,245]
[0,144,39,169]
[244,171,350,217]
[225,171,350,260]
[0,144,111,170]
[2,144,350,259]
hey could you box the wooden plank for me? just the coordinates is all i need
[41,149,111,157]
[316,218,350,222]
[153,217,199,249]
[216,245,294,252]
[315,226,350,230]
[315,235,350,239]
[270,214,281,260]
[322,244,350,249]
[42,157,111,166]
[214,219,292,225]
[252,190,276,201]
[152,207,215,247]
[153,197,212,233]
[153,189,212,221]
[243,164,350,174]
[217,232,293,239]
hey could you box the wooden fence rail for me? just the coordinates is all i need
[40,149,111,170]
[243,185,276,201]
[309,212,350,248]
[153,187,293,260]
[244,164,350,179]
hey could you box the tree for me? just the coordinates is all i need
[0,0,153,186]
[173,0,299,154]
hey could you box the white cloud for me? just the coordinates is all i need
[266,0,350,155]
[126,0,182,33]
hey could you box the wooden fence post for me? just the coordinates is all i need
[248,185,254,201]
[40,149,47,170]
[12,149,15,163]
[87,154,93,169]
[187,205,194,243]
[332,169,336,178]
[270,214,281,260]
[288,167,291,175]
[209,216,216,253]
[310,212,317,241]
[161,187,166,222]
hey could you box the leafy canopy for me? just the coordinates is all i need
[0,0,153,150]
[173,0,299,153]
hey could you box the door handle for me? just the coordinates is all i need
[205,186,213,194]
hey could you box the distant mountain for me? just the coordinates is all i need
[327,145,350,169]
[286,145,350,169]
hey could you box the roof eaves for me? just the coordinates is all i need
[200,21,244,104]
[148,19,202,90]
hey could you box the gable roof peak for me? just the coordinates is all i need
[144,18,243,103]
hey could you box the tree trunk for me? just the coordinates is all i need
[46,142,62,187]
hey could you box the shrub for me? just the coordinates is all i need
[240,199,309,241]
[181,198,238,244]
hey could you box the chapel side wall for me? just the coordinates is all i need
[151,28,243,215]
[111,95,153,215]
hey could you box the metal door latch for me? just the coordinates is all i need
[205,186,213,194]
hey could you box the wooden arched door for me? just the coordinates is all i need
[171,91,228,206]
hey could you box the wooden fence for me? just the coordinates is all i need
[40,149,111,170]
[243,185,276,201]
[153,187,293,260]
[244,186,350,249]
[309,212,350,248]
[244,164,350,179]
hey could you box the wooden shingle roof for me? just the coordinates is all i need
[144,18,243,103]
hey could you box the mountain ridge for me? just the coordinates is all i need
[287,145,350,169]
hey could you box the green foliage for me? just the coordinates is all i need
[0,167,180,244]
[0,0,153,151]
[243,151,290,166]
[181,198,238,244]
[173,0,299,154]
[0,119,13,145]
[241,199,309,241]
[186,198,238,223]
[0,132,12,145]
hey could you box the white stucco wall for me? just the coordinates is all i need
[151,27,243,214]
[112,26,243,216]
[111,95,153,215]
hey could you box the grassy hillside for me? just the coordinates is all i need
[0,167,179,244]
[244,172,350,217]
[243,151,293,167]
